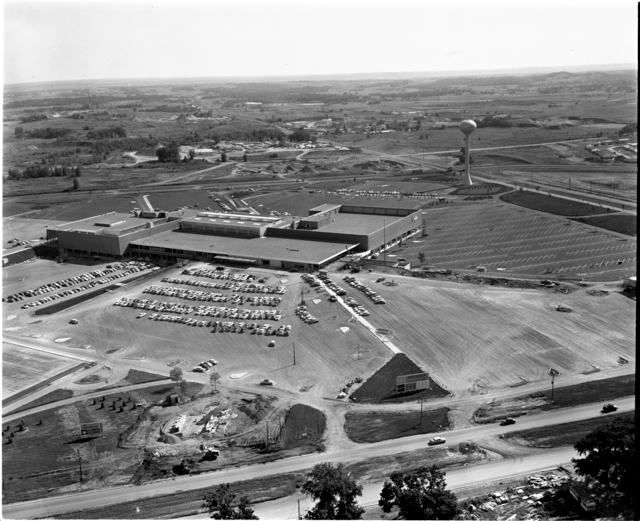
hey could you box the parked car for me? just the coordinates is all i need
[268,340,276,347]
[428,436,446,446]
[69,319,78,325]
[260,379,276,386]
[500,418,516,426]
[601,403,618,413]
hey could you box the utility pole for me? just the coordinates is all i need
[76,450,83,485]
[383,219,386,266]
[298,500,301,520]
[293,342,296,366]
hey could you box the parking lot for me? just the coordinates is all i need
[390,203,636,280]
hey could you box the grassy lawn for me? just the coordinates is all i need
[8,388,74,414]
[122,369,169,386]
[474,374,635,423]
[572,214,637,236]
[344,407,450,443]
[500,191,616,217]
[504,411,634,448]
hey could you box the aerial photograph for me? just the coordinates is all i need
[1,0,636,519]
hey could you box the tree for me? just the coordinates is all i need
[243,153,247,162]
[418,252,426,264]
[379,465,458,520]
[73,177,80,190]
[572,416,635,511]
[169,367,184,389]
[75,166,82,177]
[15,126,24,137]
[202,483,258,519]
[221,151,227,163]
[301,462,364,519]
[189,148,196,161]
[210,371,221,392]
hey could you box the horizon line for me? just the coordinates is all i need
[4,62,637,88]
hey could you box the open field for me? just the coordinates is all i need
[1,343,81,395]
[326,271,635,397]
[2,381,204,503]
[473,374,635,424]
[500,191,618,216]
[344,407,450,443]
[504,411,634,448]
[389,202,636,279]
[573,214,637,236]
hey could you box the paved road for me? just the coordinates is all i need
[3,397,633,519]
[249,446,577,520]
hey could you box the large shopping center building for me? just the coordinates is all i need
[48,203,421,271]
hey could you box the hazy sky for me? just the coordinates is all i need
[3,0,638,84]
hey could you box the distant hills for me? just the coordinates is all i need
[4,63,636,90]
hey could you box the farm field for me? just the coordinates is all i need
[391,202,636,280]
[2,343,80,395]
[324,271,635,397]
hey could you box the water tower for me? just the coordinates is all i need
[459,120,477,187]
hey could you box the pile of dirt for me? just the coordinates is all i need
[279,404,326,448]
[237,395,274,422]
[158,433,181,444]
[299,165,317,174]
[350,353,449,404]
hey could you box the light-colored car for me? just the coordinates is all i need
[428,436,446,446]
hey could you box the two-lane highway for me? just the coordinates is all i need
[3,397,633,519]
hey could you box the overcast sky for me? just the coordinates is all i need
[3,0,638,84]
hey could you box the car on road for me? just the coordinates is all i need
[601,403,618,413]
[428,436,446,446]
[500,418,516,426]
[69,319,78,325]
[260,379,276,386]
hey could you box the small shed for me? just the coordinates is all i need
[165,394,181,406]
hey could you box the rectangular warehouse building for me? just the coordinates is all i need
[48,204,420,270]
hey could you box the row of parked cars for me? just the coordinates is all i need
[115,298,194,314]
[142,313,209,326]
[5,262,152,303]
[343,276,386,304]
[162,277,286,295]
[193,359,218,372]
[249,323,291,336]
[182,268,259,283]
[192,305,283,321]
[144,285,283,307]
[295,304,319,324]
[316,272,347,295]
[16,264,153,309]
[343,296,370,316]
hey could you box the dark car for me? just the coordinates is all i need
[601,403,618,413]
[500,418,516,426]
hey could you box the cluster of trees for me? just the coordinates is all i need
[208,127,284,144]
[203,462,458,520]
[156,142,181,163]
[289,128,317,143]
[15,127,74,139]
[20,113,48,123]
[7,165,81,181]
[4,94,163,110]
[618,123,637,136]
[86,126,127,140]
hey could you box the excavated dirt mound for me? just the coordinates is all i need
[279,404,326,448]
[350,353,449,404]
